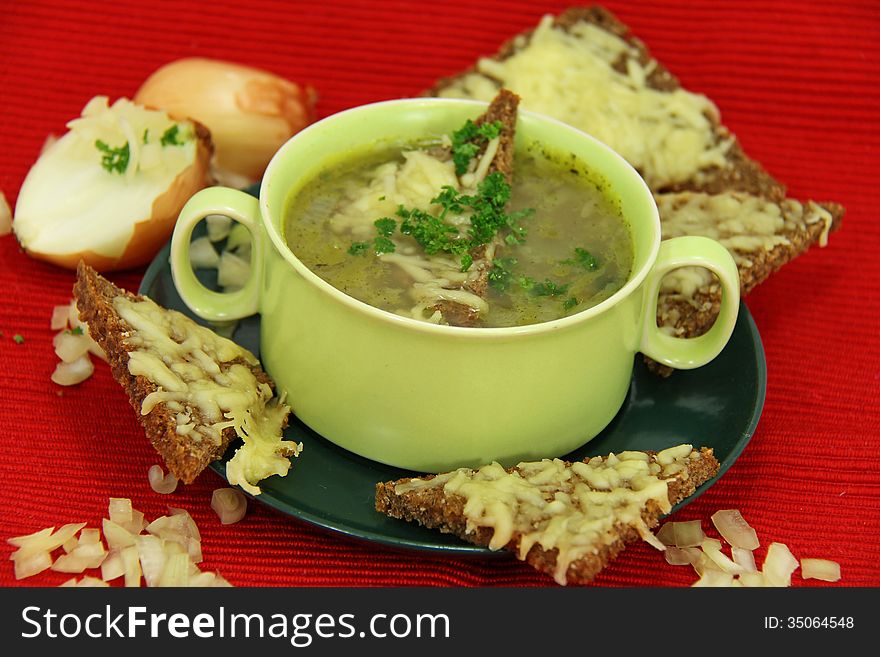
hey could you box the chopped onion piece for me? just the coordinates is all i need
[7,526,55,549]
[672,520,705,547]
[51,354,94,386]
[101,550,125,581]
[711,509,760,550]
[737,571,768,587]
[147,511,202,563]
[664,546,701,566]
[655,522,675,546]
[76,576,110,587]
[158,552,191,587]
[9,522,85,560]
[763,542,799,587]
[59,577,78,587]
[0,190,12,236]
[732,547,757,573]
[211,488,247,525]
[51,304,71,330]
[14,550,53,580]
[206,214,232,242]
[79,528,101,545]
[52,541,107,572]
[692,570,736,587]
[800,558,841,582]
[53,330,91,363]
[108,498,133,526]
[121,544,142,587]
[148,464,179,494]
[701,538,744,575]
[136,535,167,587]
[189,236,220,269]
[102,519,136,549]
[67,302,85,332]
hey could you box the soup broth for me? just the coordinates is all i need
[283,141,634,328]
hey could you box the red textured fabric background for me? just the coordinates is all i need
[0,0,877,588]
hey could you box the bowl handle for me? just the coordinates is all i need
[170,186,263,321]
[639,236,740,369]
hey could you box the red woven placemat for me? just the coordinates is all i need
[0,0,877,587]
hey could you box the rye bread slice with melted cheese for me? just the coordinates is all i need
[376,444,720,585]
[433,88,520,326]
[427,6,844,369]
[74,262,298,489]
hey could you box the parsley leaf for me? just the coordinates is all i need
[373,236,396,254]
[460,253,473,272]
[160,124,185,146]
[374,217,396,237]
[488,257,517,292]
[531,279,570,297]
[563,297,579,311]
[562,247,599,271]
[451,119,503,174]
[95,139,130,174]
[348,241,370,256]
[12,334,24,344]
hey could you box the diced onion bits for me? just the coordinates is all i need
[711,509,760,550]
[6,498,231,587]
[211,488,247,525]
[13,96,212,272]
[134,58,317,185]
[49,300,106,386]
[800,558,841,582]
[148,464,179,494]
[652,508,842,587]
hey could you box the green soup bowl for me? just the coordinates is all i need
[170,98,739,472]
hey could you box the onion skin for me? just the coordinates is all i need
[16,121,213,272]
[135,58,317,183]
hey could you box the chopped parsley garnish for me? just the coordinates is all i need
[374,217,397,238]
[460,253,473,272]
[95,139,130,174]
[451,119,503,175]
[68,326,84,336]
[563,297,579,311]
[348,241,370,256]
[531,279,570,297]
[12,334,24,344]
[373,236,396,255]
[142,128,149,143]
[488,257,517,292]
[562,247,599,271]
[160,124,185,146]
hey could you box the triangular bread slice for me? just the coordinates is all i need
[433,88,520,326]
[428,6,844,363]
[73,262,299,492]
[376,444,720,585]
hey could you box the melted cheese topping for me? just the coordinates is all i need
[656,192,833,312]
[437,16,731,189]
[115,296,301,494]
[394,444,699,585]
[328,148,488,321]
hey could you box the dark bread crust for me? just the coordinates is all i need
[73,262,271,483]
[376,447,720,585]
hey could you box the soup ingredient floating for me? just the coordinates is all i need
[135,58,317,187]
[73,262,301,495]
[375,444,720,585]
[12,96,213,272]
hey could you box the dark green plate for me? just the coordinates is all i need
[141,236,766,555]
